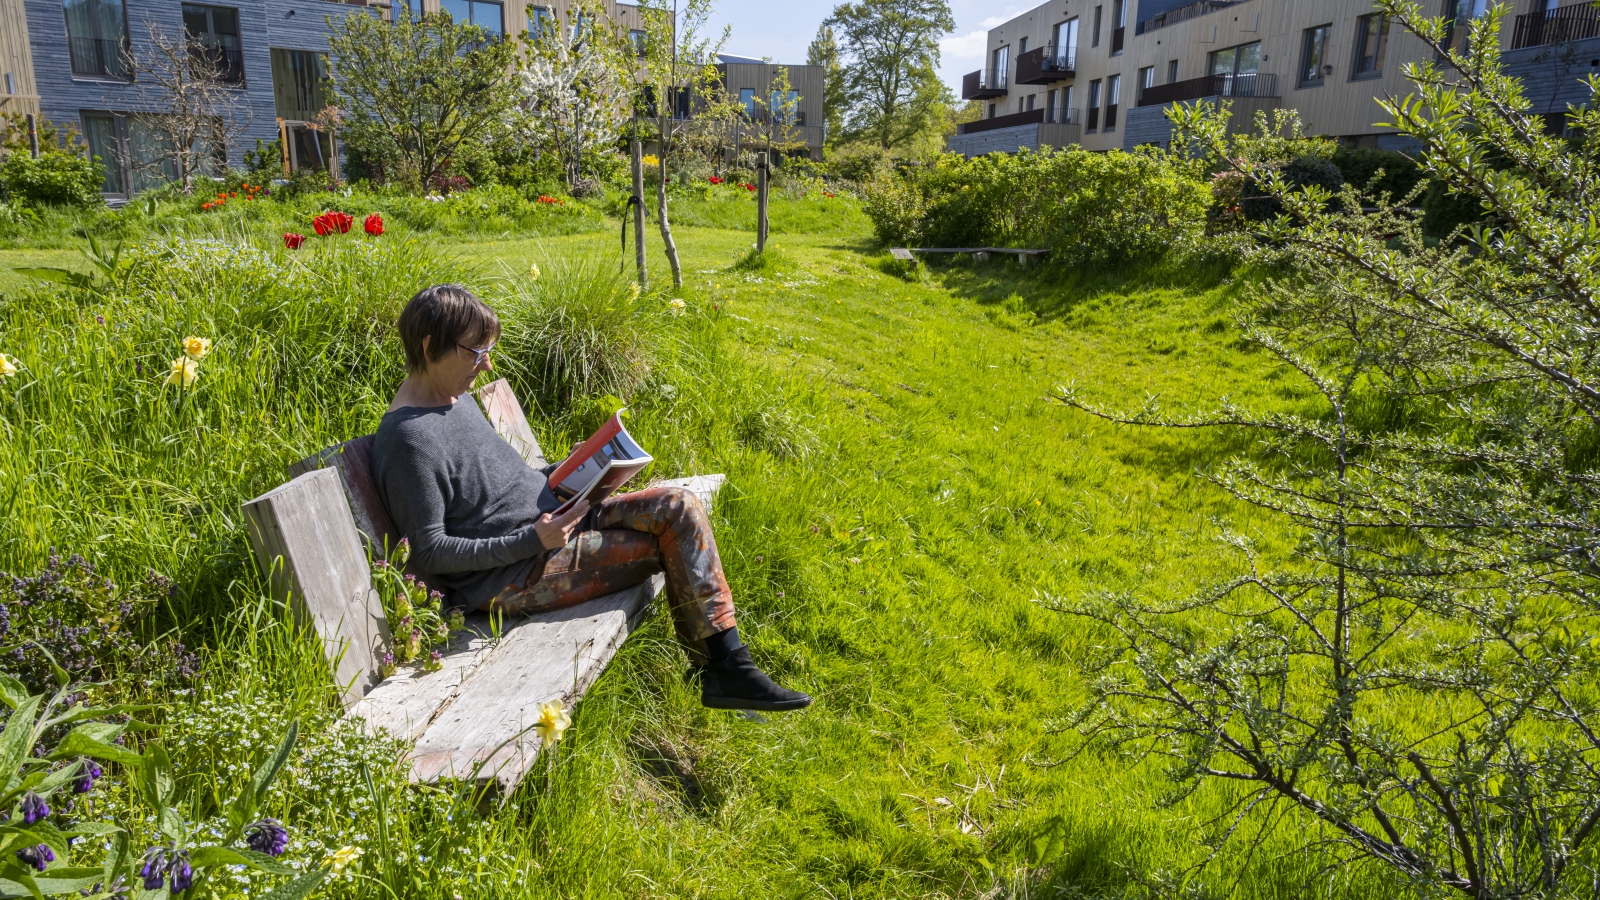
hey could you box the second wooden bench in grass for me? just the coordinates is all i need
[241,378,723,796]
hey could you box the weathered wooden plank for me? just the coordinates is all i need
[649,474,728,514]
[242,468,391,708]
[286,436,401,558]
[477,378,547,467]
[407,574,663,793]
[348,615,499,743]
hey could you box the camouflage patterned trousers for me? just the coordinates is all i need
[488,486,738,664]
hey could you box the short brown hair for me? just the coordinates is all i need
[397,284,501,372]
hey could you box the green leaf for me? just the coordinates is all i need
[51,733,140,767]
[256,869,327,900]
[137,744,172,811]
[0,680,29,712]
[30,872,104,896]
[156,808,184,843]
[11,268,95,292]
[0,696,43,791]
[250,720,298,808]
[59,823,119,838]
[188,846,294,876]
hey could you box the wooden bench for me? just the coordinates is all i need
[895,247,1050,266]
[241,378,724,797]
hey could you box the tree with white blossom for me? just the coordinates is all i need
[518,1,632,191]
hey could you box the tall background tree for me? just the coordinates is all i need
[805,24,847,146]
[823,0,953,155]
[327,11,517,192]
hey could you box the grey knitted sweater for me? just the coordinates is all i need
[371,398,560,611]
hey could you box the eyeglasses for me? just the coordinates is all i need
[457,342,495,366]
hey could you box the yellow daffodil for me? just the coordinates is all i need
[0,354,16,378]
[181,336,211,360]
[668,298,686,316]
[165,356,199,389]
[328,846,363,872]
[629,283,641,300]
[529,263,541,280]
[533,700,571,748]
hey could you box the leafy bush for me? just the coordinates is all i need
[1239,154,1345,221]
[0,552,197,696]
[1330,145,1427,200]
[863,147,1209,264]
[0,151,103,209]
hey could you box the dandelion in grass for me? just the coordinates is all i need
[182,336,211,360]
[629,283,640,301]
[668,298,686,316]
[0,354,17,378]
[165,357,199,389]
[16,844,52,871]
[328,846,363,872]
[533,700,570,748]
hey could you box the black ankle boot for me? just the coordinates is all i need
[700,646,812,712]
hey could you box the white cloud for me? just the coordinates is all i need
[940,29,991,65]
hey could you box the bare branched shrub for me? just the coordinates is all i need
[125,20,251,193]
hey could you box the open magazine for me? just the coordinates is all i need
[548,411,654,512]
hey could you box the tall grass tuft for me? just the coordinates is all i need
[493,248,668,416]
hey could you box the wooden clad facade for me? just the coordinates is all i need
[957,0,1541,156]
[0,0,40,117]
[716,60,826,160]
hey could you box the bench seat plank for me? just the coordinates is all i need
[404,574,662,792]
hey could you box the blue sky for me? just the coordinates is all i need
[702,0,1024,98]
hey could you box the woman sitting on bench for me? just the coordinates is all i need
[372,284,811,712]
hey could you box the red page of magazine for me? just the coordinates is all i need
[549,412,625,489]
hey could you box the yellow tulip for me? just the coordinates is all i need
[165,357,199,389]
[181,336,211,360]
[0,354,16,378]
[533,700,571,748]
[328,846,363,872]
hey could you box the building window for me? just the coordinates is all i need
[1442,0,1489,55]
[629,28,646,55]
[770,89,799,123]
[1092,5,1102,47]
[63,0,132,80]
[1353,14,1389,77]
[992,45,1009,86]
[526,5,551,36]
[1062,84,1074,122]
[1110,0,1125,53]
[1137,65,1153,102]
[988,102,996,118]
[1046,88,1056,122]
[1105,73,1120,130]
[1051,18,1078,70]
[182,4,244,84]
[1019,36,1027,54]
[739,88,756,118]
[1299,24,1332,86]
[1209,40,1261,93]
[270,48,328,121]
[1167,59,1178,83]
[442,0,504,37]
[81,113,123,194]
[1086,78,1101,131]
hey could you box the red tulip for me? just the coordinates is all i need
[284,232,305,249]
[364,213,384,236]
[312,214,329,236]
[334,212,353,233]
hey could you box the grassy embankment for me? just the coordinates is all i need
[0,192,1396,898]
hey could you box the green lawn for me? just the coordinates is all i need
[0,210,1390,898]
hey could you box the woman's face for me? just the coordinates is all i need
[421,332,494,398]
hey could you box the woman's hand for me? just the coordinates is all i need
[534,500,590,551]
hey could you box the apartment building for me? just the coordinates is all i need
[950,0,1590,157]
[713,54,826,161]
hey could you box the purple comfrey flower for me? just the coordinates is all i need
[245,818,289,857]
[140,848,167,890]
[16,843,52,871]
[75,759,102,794]
[168,851,192,893]
[19,791,49,824]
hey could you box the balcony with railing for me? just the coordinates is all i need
[1512,2,1600,49]
[68,36,133,80]
[189,43,246,84]
[1135,0,1241,35]
[1016,43,1077,84]
[962,68,1009,100]
[957,108,1043,135]
[1137,71,1278,106]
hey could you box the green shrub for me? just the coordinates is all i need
[0,150,104,208]
[863,147,1209,264]
[1330,145,1427,200]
